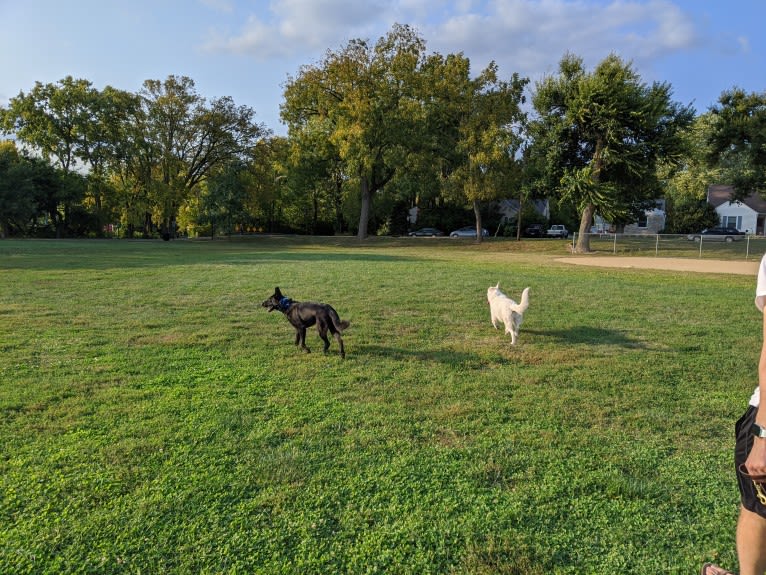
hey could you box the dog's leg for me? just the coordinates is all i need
[490,308,499,330]
[298,327,311,353]
[317,322,331,354]
[510,314,520,345]
[334,332,345,359]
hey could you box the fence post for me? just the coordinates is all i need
[747,234,751,260]
[613,233,617,254]
[655,234,659,257]
[698,236,703,258]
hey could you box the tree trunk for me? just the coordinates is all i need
[358,177,371,239]
[575,203,596,252]
[473,199,483,244]
[334,178,344,235]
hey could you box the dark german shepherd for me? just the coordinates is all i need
[262,287,350,358]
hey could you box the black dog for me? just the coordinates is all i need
[262,287,350,358]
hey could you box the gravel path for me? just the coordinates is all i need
[556,256,760,275]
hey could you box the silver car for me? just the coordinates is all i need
[449,226,489,238]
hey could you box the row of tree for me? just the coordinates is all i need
[1,24,764,251]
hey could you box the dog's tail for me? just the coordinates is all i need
[329,308,350,332]
[518,287,530,313]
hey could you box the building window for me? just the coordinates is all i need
[637,213,647,228]
[722,215,742,229]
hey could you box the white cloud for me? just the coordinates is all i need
[204,0,396,59]
[202,0,701,77]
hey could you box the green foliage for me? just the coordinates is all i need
[0,142,36,237]
[708,89,766,196]
[663,196,720,234]
[0,238,754,574]
[661,113,721,205]
[530,53,695,252]
[282,24,429,239]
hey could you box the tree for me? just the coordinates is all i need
[707,88,766,197]
[0,76,97,173]
[137,75,268,237]
[0,142,36,237]
[0,77,104,236]
[663,196,719,234]
[530,53,694,252]
[281,24,429,239]
[661,113,722,233]
[443,61,528,242]
[285,117,347,234]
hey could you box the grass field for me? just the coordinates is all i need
[0,237,760,574]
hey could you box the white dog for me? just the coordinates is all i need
[487,283,530,345]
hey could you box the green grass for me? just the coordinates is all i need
[0,237,758,574]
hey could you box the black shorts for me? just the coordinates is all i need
[735,404,766,518]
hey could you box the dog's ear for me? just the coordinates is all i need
[495,282,500,289]
[274,287,282,297]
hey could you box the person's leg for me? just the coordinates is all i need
[737,505,766,575]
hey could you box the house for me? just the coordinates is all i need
[594,199,666,234]
[707,184,766,235]
[623,200,666,234]
[495,198,549,222]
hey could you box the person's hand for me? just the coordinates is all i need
[746,436,766,477]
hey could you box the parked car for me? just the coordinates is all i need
[408,227,444,237]
[546,224,569,238]
[449,226,489,238]
[686,227,745,242]
[524,223,545,238]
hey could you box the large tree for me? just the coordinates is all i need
[530,54,694,252]
[281,24,429,239]
[707,88,766,197]
[0,77,106,236]
[0,76,98,173]
[442,61,528,242]
[137,75,268,237]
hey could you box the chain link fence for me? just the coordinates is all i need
[569,233,766,261]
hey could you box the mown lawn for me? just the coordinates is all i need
[0,237,758,574]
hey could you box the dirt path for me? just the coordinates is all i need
[556,256,759,275]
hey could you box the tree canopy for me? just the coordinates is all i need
[707,88,766,198]
[530,53,694,251]
[0,26,754,241]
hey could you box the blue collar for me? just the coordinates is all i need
[278,296,293,311]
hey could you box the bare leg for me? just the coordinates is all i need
[737,505,766,575]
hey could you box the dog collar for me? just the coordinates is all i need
[278,296,293,311]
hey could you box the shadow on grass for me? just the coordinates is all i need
[0,239,422,270]
[360,344,502,367]
[525,326,646,348]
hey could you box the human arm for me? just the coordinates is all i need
[745,309,766,476]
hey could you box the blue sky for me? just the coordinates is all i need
[1,0,764,136]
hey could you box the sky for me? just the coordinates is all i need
[1,0,764,136]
